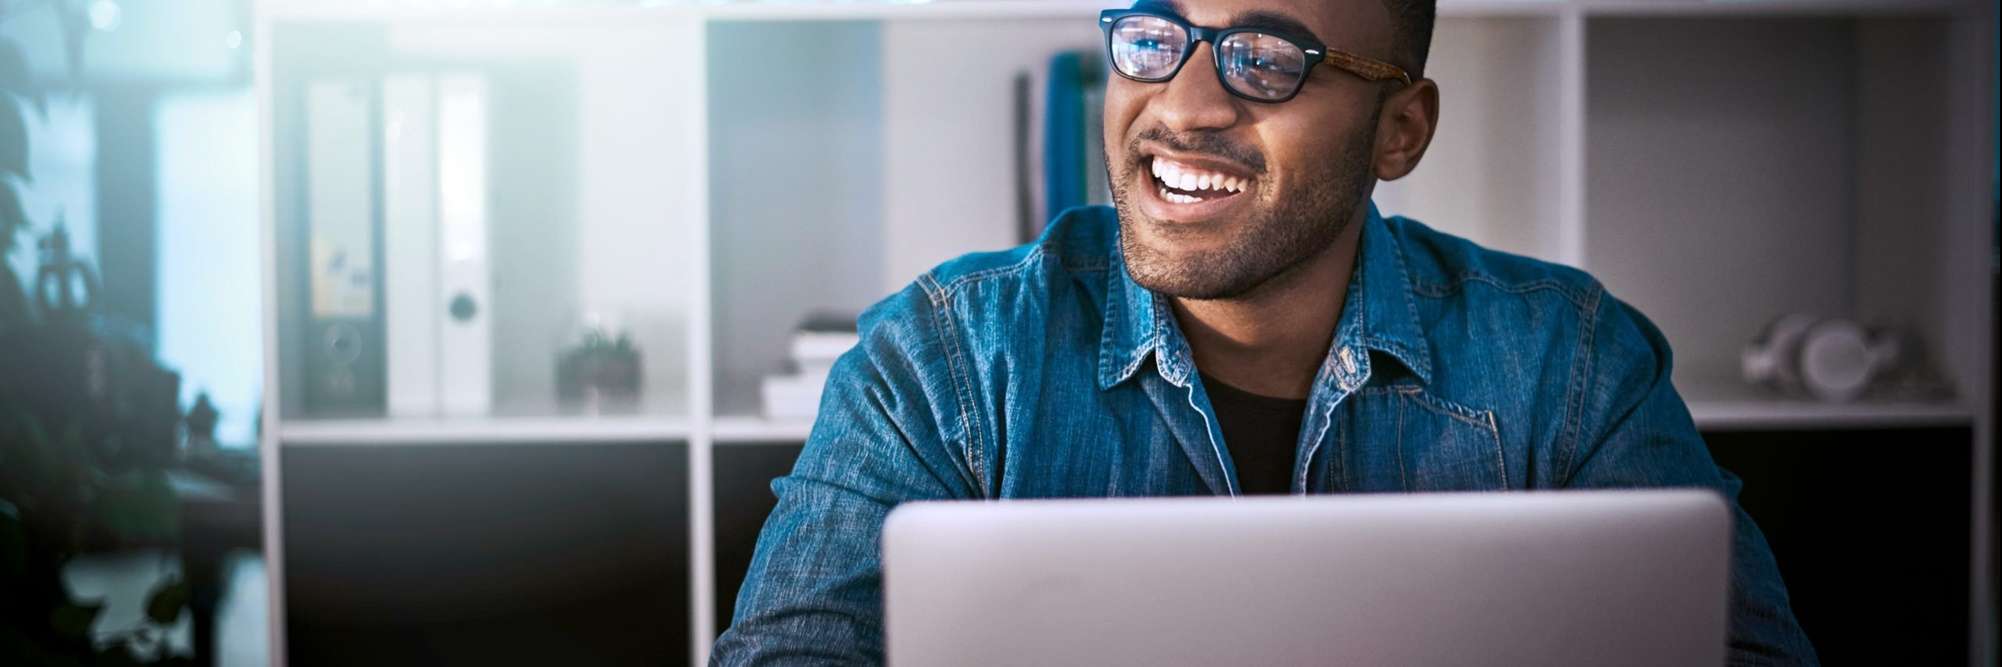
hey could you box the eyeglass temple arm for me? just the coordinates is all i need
[1314,49,1413,86]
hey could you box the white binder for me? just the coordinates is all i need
[435,74,493,416]
[381,73,492,417]
[383,74,441,417]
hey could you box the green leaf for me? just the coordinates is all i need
[5,413,90,510]
[92,470,180,545]
[96,643,142,667]
[0,170,24,238]
[0,95,24,182]
[0,622,86,667]
[2,411,62,503]
[0,268,26,328]
[0,40,30,96]
[143,577,189,625]
[48,599,102,640]
[0,508,25,581]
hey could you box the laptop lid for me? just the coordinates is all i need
[883,490,1730,667]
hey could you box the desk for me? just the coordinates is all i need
[171,466,262,666]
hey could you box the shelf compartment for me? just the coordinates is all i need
[1582,16,1969,396]
[268,20,703,423]
[713,415,817,443]
[1682,381,1972,430]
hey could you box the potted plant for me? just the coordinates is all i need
[0,5,196,663]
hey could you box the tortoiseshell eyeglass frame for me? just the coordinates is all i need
[1099,8,1413,103]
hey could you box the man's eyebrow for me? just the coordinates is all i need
[1227,10,1323,44]
[1130,0,1183,16]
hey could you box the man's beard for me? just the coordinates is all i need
[1110,120,1378,301]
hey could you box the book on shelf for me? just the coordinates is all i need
[790,334,859,367]
[761,312,860,421]
[760,374,824,421]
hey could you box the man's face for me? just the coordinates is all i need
[1105,0,1395,300]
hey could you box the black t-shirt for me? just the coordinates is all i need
[1199,373,1308,495]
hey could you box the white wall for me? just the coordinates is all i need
[1374,16,1568,263]
[880,19,1102,292]
[708,20,885,415]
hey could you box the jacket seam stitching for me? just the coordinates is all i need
[1557,285,1604,484]
[1410,273,1593,310]
[917,273,990,496]
[1097,265,1127,387]
[1394,386,1494,429]
[1487,411,1507,489]
[1386,386,1509,490]
[1394,397,1408,490]
[930,245,1048,304]
[1388,229,1432,379]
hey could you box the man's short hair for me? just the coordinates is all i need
[1382,0,1436,78]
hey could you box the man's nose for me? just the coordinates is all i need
[1151,43,1243,133]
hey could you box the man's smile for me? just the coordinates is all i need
[1138,153,1260,223]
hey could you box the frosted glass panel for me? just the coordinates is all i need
[156,88,262,446]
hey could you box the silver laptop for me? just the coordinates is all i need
[882,490,1730,667]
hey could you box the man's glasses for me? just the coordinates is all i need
[1098,9,1411,103]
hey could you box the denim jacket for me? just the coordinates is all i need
[713,204,1818,665]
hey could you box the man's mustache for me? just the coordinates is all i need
[1130,127,1268,174]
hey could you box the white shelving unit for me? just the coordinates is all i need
[257,1,1996,665]
[277,414,695,444]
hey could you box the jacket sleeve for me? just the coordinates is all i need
[1561,293,1820,666]
[711,284,981,666]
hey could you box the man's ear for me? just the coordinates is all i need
[1372,78,1440,181]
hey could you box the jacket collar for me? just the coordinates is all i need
[1097,202,1433,391]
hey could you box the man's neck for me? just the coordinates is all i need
[1172,214,1365,401]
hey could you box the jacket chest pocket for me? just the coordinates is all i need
[1334,387,1506,492]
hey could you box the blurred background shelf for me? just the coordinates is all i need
[1576,0,1963,16]
[1683,383,1973,431]
[713,415,816,443]
[278,414,694,445]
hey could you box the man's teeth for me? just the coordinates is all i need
[1150,158,1248,194]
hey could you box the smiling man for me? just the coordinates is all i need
[712,0,1817,664]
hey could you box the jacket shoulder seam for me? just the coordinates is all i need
[1555,283,1606,483]
[914,271,990,496]
[927,244,1050,307]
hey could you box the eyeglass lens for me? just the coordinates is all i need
[1109,15,1190,79]
[1108,15,1310,102]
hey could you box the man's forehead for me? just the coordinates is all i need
[1140,0,1392,48]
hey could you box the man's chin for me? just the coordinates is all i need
[1120,203,1244,249]
[1120,241,1262,301]
[1113,198,1270,299]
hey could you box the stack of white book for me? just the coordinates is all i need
[760,313,859,421]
